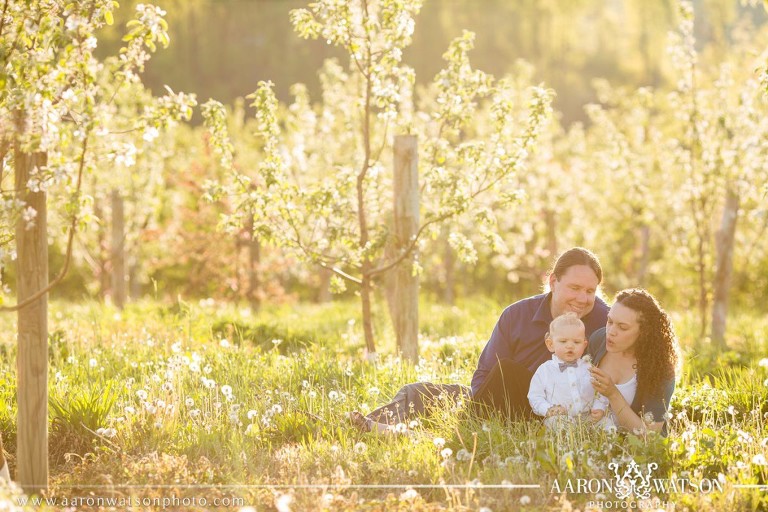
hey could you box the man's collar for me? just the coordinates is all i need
[533,292,554,325]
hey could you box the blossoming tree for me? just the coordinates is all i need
[0,0,194,492]
[204,0,552,360]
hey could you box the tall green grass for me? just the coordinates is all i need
[0,298,765,510]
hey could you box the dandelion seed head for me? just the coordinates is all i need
[456,449,471,461]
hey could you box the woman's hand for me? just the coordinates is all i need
[589,366,618,399]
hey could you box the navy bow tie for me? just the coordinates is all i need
[558,361,578,372]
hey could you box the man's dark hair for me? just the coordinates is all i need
[550,247,603,284]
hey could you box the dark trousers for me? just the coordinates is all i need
[366,382,471,425]
[472,359,534,420]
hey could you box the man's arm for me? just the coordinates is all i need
[471,307,518,395]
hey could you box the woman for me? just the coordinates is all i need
[588,288,679,435]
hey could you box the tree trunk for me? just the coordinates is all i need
[128,258,141,300]
[111,189,126,309]
[15,145,48,494]
[443,231,455,305]
[392,135,419,363]
[635,224,650,286]
[544,208,558,257]
[361,269,376,360]
[245,216,261,311]
[317,266,332,303]
[696,237,708,340]
[711,188,739,348]
[93,196,110,298]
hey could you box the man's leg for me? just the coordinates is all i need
[472,359,534,420]
[367,382,471,425]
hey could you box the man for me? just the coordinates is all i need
[472,247,609,417]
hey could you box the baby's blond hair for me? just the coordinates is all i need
[547,312,584,339]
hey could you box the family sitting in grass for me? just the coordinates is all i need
[350,247,679,436]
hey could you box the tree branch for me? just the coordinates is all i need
[318,261,362,285]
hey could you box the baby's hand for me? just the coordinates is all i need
[546,405,567,417]
[590,409,605,422]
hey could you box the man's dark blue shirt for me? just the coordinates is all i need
[470,292,609,396]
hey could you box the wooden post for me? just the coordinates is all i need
[712,188,739,348]
[15,146,49,494]
[317,267,332,303]
[245,216,262,311]
[111,189,126,309]
[128,259,141,300]
[393,135,419,362]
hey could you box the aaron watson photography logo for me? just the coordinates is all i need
[608,460,657,500]
[551,458,723,508]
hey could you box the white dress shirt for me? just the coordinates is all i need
[527,355,609,418]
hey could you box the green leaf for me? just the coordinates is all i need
[105,10,114,26]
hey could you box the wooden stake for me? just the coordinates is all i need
[393,135,419,362]
[15,146,49,494]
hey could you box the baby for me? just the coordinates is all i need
[527,312,608,428]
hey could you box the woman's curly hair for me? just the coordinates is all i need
[615,288,679,400]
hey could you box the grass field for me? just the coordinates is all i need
[0,297,766,511]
